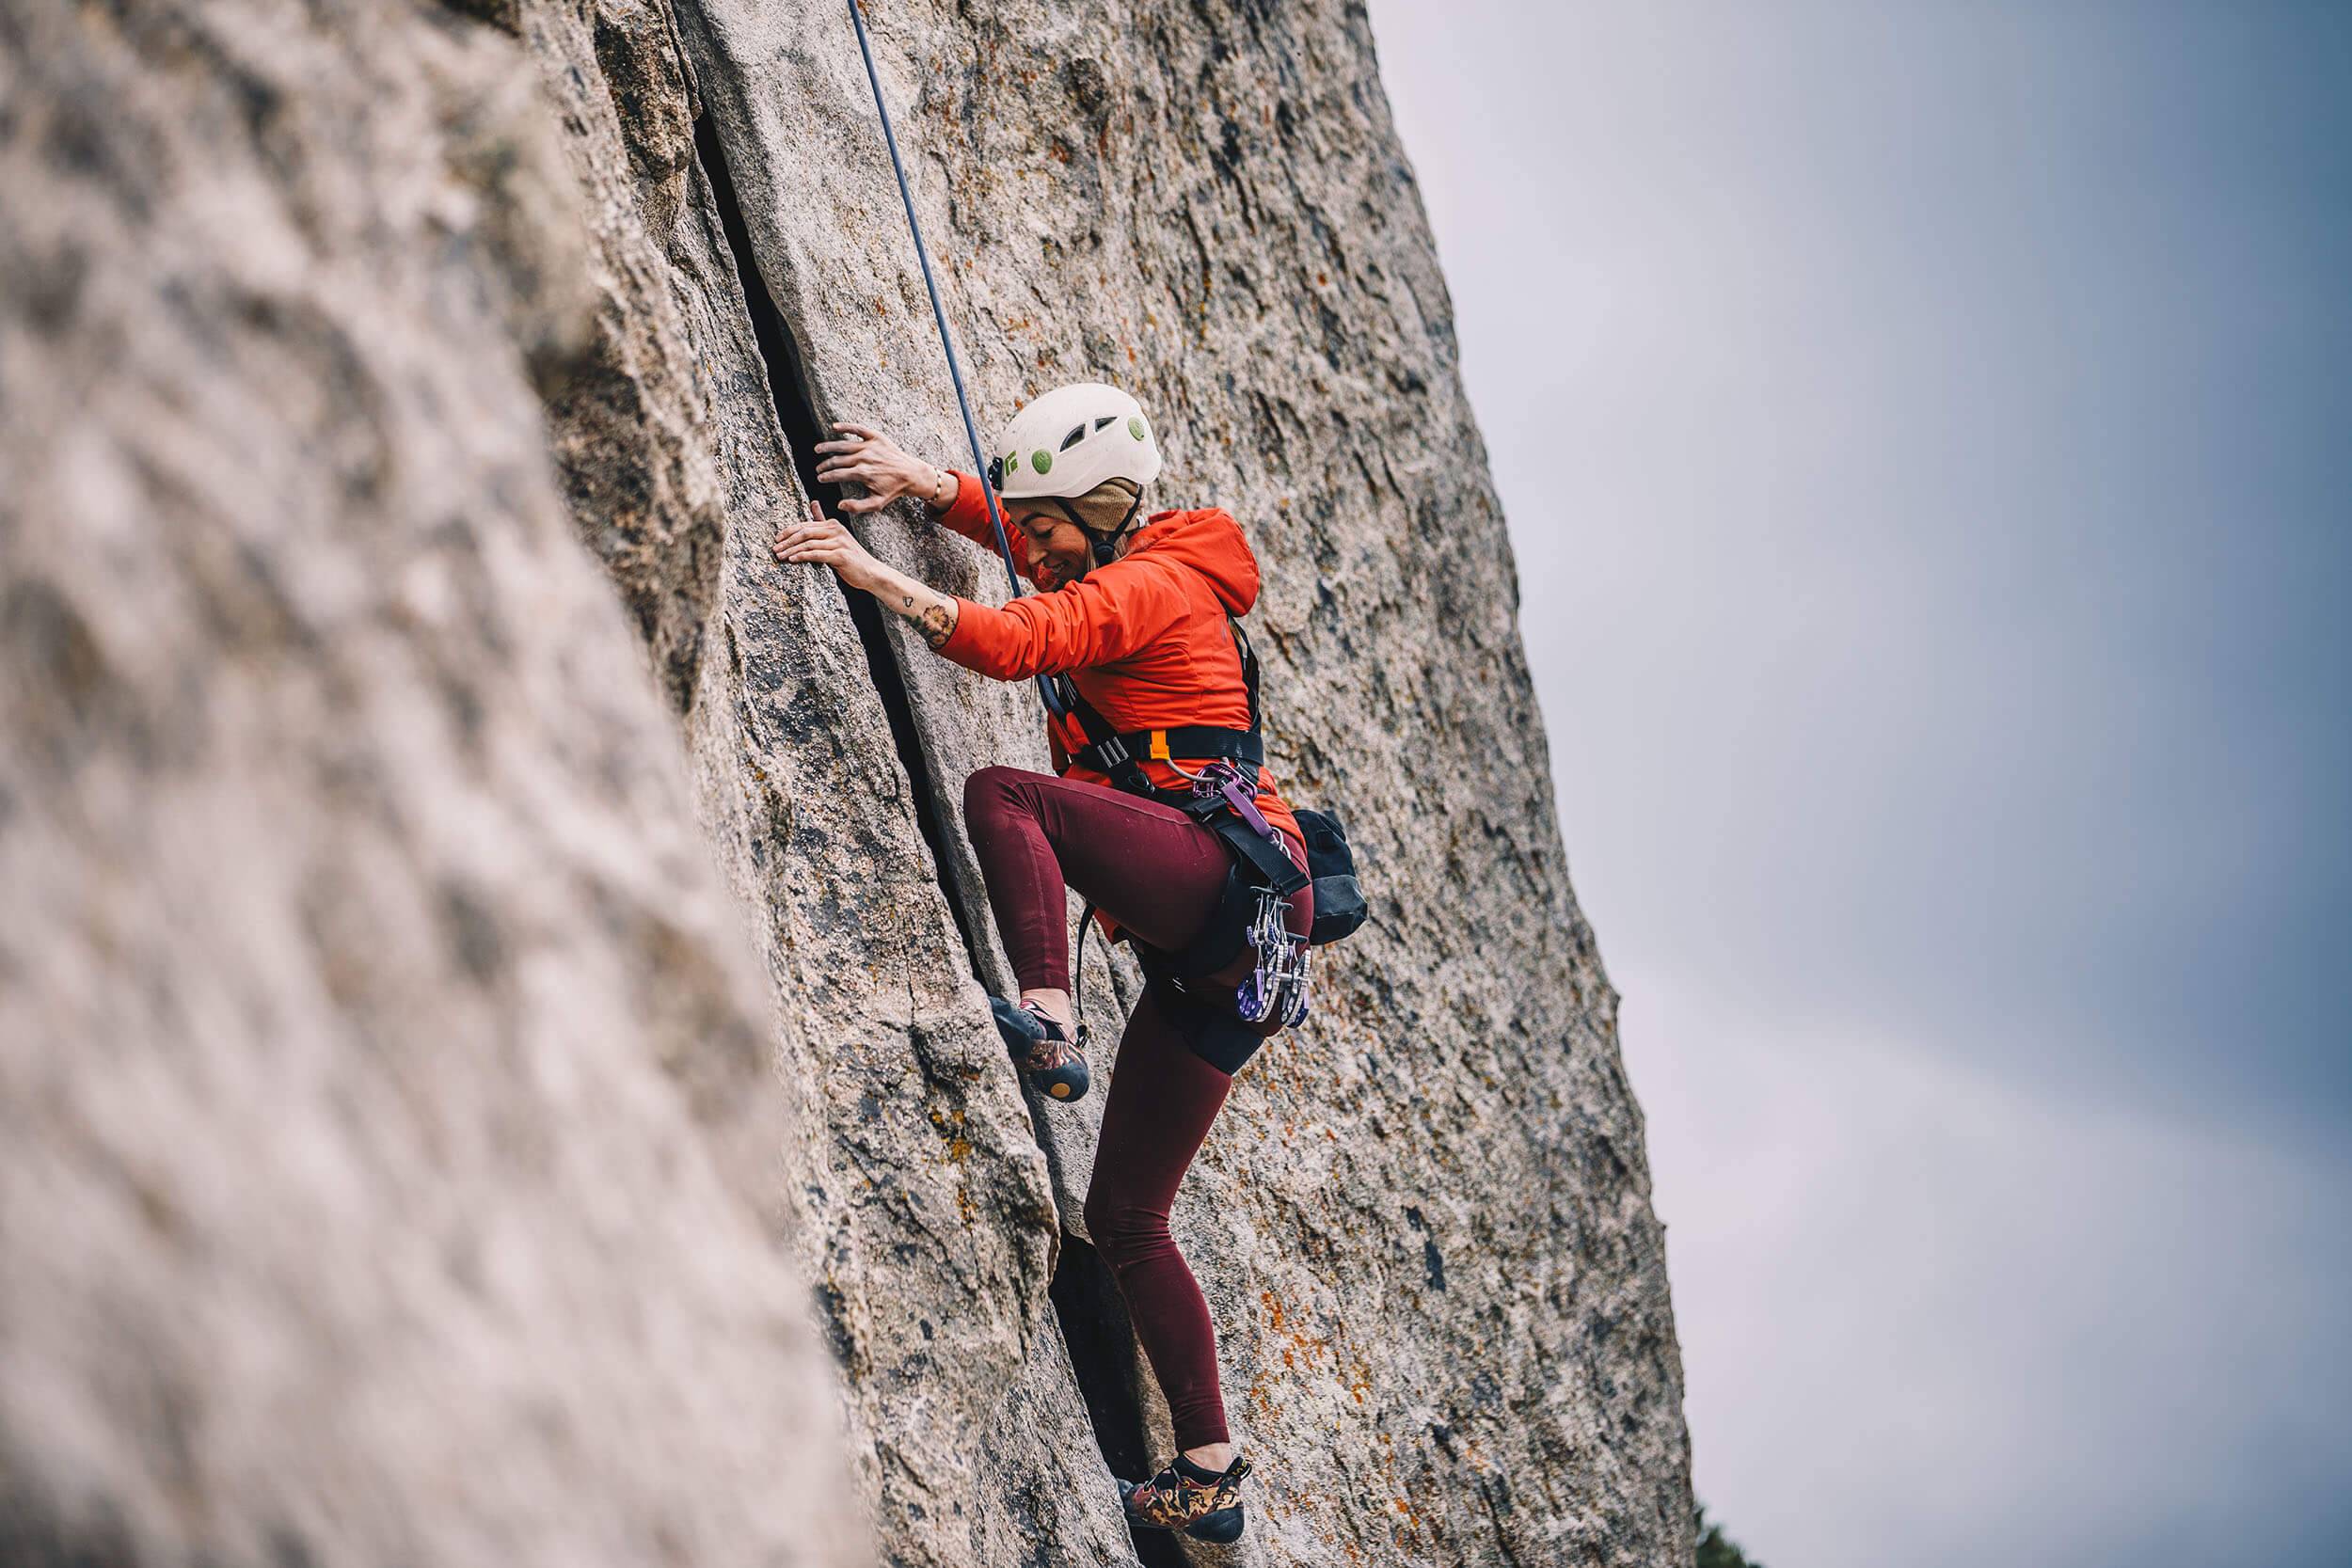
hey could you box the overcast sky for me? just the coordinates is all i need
[1361,4,2352,1564]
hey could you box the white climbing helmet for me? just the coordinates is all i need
[993,382,1163,500]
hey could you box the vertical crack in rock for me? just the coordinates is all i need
[691,111,984,975]
[691,109,1169,1537]
[1049,1241,1188,1568]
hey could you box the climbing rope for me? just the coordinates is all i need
[846,0,1066,719]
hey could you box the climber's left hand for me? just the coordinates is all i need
[774,500,882,592]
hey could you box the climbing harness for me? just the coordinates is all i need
[1226,777,1313,1029]
[1060,619,1364,1061]
[845,0,1065,719]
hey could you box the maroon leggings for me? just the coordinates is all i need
[961,765,1307,1451]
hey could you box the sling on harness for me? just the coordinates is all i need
[1061,619,1306,913]
[1061,618,1368,1069]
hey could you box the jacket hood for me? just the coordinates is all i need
[1127,508,1259,615]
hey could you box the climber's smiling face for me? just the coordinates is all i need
[1009,503,1097,583]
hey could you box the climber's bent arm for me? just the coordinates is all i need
[933,470,1051,587]
[772,503,960,649]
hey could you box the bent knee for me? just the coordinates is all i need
[961,765,1028,828]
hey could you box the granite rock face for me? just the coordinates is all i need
[642,3,1694,1563]
[1,0,1691,1564]
[514,2,1143,1561]
[0,3,861,1564]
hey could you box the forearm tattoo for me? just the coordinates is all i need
[878,573,958,649]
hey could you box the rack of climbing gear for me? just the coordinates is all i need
[845,0,1065,719]
[1192,763,1312,1026]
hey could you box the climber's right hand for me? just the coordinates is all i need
[814,422,950,515]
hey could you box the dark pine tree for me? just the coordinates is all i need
[1693,1504,1767,1568]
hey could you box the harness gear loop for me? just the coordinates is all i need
[845,0,1065,720]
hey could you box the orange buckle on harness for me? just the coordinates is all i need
[1148,730,1172,762]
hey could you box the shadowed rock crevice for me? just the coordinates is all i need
[691,102,1164,1530]
[691,108,987,978]
[1048,1240,1187,1568]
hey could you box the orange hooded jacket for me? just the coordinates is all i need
[931,470,1306,859]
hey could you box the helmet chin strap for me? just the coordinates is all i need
[1050,493,1148,567]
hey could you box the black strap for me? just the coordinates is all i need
[1071,898,1097,1046]
[1057,676,1156,796]
[1074,723,1262,780]
[1057,616,1262,789]
[1199,806,1309,896]
[1229,615,1263,734]
[1056,614,1303,896]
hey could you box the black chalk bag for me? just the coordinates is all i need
[1295,809,1367,946]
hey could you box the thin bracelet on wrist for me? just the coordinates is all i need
[929,467,953,508]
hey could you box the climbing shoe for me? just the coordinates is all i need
[1118,1450,1253,1544]
[990,995,1090,1102]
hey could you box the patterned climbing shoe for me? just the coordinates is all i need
[990,995,1090,1102]
[1118,1451,1253,1544]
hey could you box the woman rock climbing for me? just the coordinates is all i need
[772,380,1309,1544]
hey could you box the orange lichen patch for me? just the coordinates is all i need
[927,1106,973,1162]
[956,1185,976,1227]
[1259,1291,1335,1372]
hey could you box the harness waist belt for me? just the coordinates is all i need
[1073,724,1262,775]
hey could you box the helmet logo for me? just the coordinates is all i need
[1128,416,1147,440]
[1031,450,1053,475]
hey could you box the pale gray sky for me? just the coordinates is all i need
[1363,3,2352,1564]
